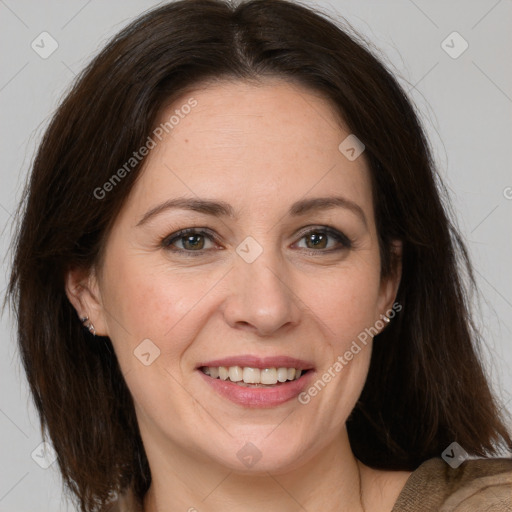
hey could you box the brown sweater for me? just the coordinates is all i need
[107,457,512,511]
[390,457,512,511]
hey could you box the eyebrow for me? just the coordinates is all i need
[136,196,367,227]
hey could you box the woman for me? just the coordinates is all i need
[5,0,512,511]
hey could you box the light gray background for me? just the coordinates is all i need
[1,0,511,510]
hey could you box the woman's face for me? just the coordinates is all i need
[73,79,400,473]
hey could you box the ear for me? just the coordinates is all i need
[64,265,109,336]
[376,240,403,319]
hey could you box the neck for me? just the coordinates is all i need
[142,428,367,512]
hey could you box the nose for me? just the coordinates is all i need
[222,250,302,337]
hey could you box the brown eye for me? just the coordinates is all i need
[305,231,328,249]
[162,228,217,253]
[179,234,206,250]
[295,227,352,252]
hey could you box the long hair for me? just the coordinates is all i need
[5,0,511,510]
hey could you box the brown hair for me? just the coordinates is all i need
[4,0,511,510]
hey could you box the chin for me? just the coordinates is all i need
[205,430,314,474]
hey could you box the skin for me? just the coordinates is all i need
[66,78,411,512]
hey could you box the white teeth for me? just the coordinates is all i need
[218,366,229,380]
[201,365,306,385]
[243,367,260,384]
[277,367,288,382]
[228,366,243,382]
[260,368,277,385]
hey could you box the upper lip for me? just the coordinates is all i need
[196,355,315,370]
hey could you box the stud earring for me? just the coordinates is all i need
[80,316,96,336]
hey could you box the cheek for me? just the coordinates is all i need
[102,259,209,425]
[101,252,220,367]
[302,263,382,346]
[103,250,168,330]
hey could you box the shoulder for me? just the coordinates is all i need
[100,457,512,511]
[392,456,512,512]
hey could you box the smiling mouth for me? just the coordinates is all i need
[199,366,311,387]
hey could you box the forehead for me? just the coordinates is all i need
[125,78,373,221]
[156,78,350,155]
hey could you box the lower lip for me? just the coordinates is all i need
[198,370,314,408]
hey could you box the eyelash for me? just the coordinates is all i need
[160,226,353,257]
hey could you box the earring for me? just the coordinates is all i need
[80,316,96,336]
[383,316,391,324]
